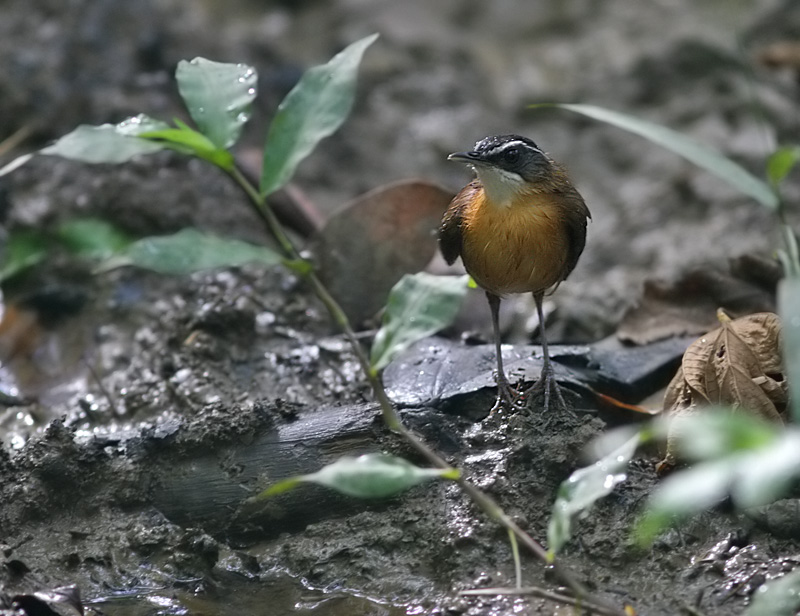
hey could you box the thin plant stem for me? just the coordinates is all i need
[226,164,625,616]
[508,528,522,590]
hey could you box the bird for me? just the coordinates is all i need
[439,134,590,412]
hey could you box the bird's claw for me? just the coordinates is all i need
[525,362,567,413]
[490,374,526,413]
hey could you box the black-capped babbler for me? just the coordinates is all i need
[439,134,590,412]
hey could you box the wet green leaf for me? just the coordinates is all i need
[655,409,780,463]
[57,218,131,259]
[746,568,800,616]
[778,225,800,278]
[636,415,800,546]
[260,33,378,197]
[139,120,234,169]
[779,277,800,423]
[534,104,778,210]
[175,58,257,149]
[767,146,800,188]
[39,115,170,164]
[635,457,738,546]
[257,453,459,500]
[547,432,640,559]
[370,273,469,372]
[0,229,49,281]
[100,228,283,275]
[733,433,800,508]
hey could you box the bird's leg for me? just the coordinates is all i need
[487,292,522,412]
[527,292,567,412]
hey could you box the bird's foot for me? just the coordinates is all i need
[490,374,525,413]
[526,362,568,413]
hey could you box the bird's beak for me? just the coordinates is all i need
[447,150,483,163]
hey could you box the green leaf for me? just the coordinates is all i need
[40,115,171,164]
[636,415,800,546]
[547,432,640,558]
[0,229,49,281]
[635,456,736,546]
[779,277,800,423]
[175,58,257,149]
[656,409,780,463]
[733,433,800,508]
[57,218,132,259]
[99,228,284,275]
[767,146,800,188]
[139,120,234,170]
[370,273,469,372]
[747,568,800,616]
[778,225,800,278]
[534,103,779,210]
[260,33,379,197]
[256,453,459,500]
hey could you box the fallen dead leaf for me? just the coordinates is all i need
[618,255,780,345]
[659,311,787,470]
[312,179,454,327]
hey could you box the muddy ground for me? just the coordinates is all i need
[1,1,800,615]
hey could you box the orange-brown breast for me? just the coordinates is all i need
[460,187,572,297]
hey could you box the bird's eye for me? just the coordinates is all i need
[503,148,520,164]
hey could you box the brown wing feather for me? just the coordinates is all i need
[439,181,480,265]
[556,184,591,282]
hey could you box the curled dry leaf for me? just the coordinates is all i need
[659,312,787,470]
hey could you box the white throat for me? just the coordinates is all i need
[474,165,526,208]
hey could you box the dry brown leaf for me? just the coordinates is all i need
[618,256,779,345]
[703,312,784,421]
[758,41,800,76]
[312,180,454,326]
[659,311,787,470]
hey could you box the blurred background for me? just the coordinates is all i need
[1,0,799,338]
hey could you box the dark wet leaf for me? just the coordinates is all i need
[57,218,131,259]
[257,453,459,500]
[779,277,800,423]
[260,33,379,197]
[99,228,283,275]
[370,273,469,372]
[767,146,800,188]
[746,567,800,616]
[39,115,170,164]
[535,103,778,210]
[175,58,257,150]
[315,180,454,326]
[547,432,640,559]
[0,229,49,281]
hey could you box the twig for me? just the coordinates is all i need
[461,585,625,616]
[0,124,34,158]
